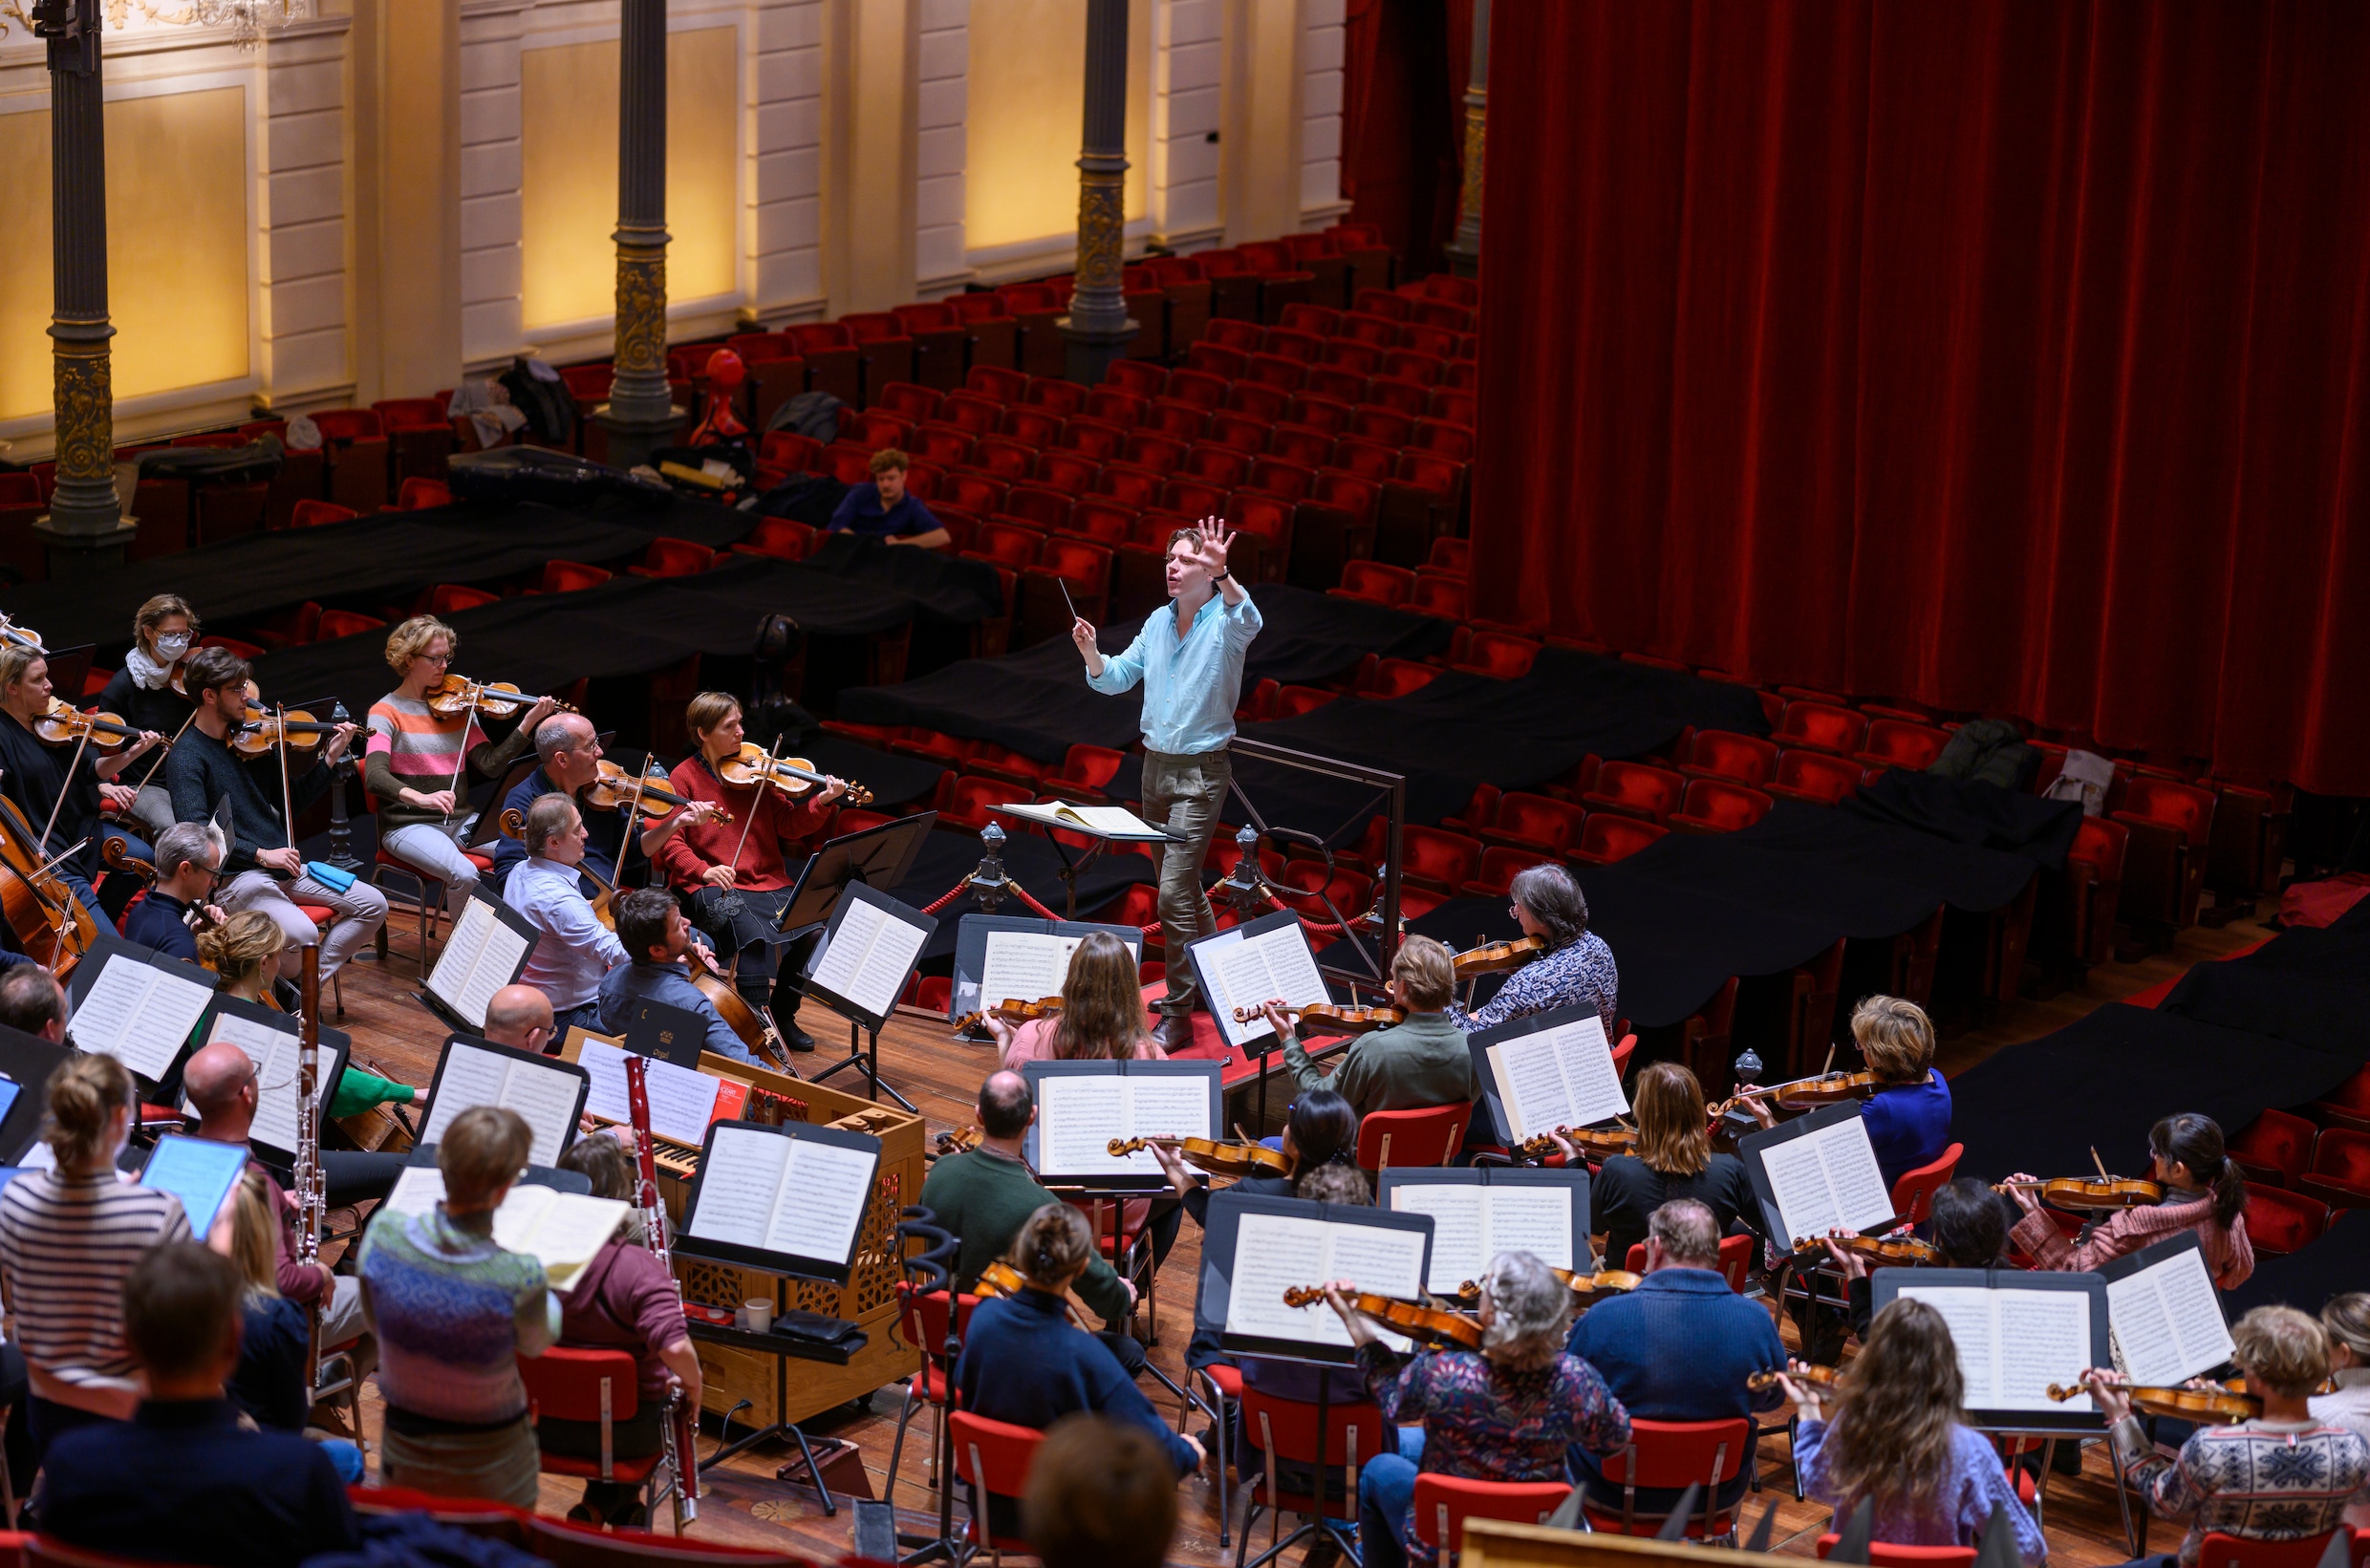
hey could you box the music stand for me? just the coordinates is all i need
[776,811,938,938]
[988,801,1182,918]
[799,882,937,1110]
[0,1023,70,1165]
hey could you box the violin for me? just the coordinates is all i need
[2045,1379,2259,1425]
[33,699,156,755]
[1516,1124,1639,1163]
[1747,1364,1844,1394]
[585,759,729,825]
[1230,1000,1408,1036]
[1995,1175,2165,1212]
[718,741,873,807]
[1454,1268,1640,1306]
[0,793,96,973]
[424,675,575,722]
[934,1125,984,1158]
[976,1260,1029,1299]
[1108,1134,1291,1179]
[1451,934,1546,979]
[0,612,46,655]
[1792,1232,1939,1267]
[950,996,1064,1036]
[1282,1286,1485,1350]
[228,699,347,758]
[1718,1070,1885,1117]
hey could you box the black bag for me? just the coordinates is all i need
[766,390,844,444]
[752,472,848,526]
[497,356,576,447]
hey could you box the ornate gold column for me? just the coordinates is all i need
[1442,0,1488,279]
[593,0,685,468]
[1057,0,1139,382]
[31,0,137,573]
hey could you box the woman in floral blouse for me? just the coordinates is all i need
[1324,1249,1629,1568]
[1449,863,1620,1038]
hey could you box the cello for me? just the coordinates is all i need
[0,793,96,973]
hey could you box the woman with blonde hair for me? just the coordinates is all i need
[2314,1294,2370,1527]
[985,931,1164,1068]
[216,1169,312,1434]
[1785,1298,2045,1563]
[364,614,557,917]
[1567,1060,1760,1265]
[1744,995,1950,1189]
[0,1054,192,1463]
[200,909,418,1124]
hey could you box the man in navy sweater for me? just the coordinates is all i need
[36,1242,358,1567]
[1564,1198,1785,1511]
[119,823,227,962]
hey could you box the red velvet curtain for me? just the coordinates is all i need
[1468,2,2370,793]
[1339,0,1470,274]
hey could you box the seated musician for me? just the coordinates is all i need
[489,713,694,891]
[1744,995,1952,1190]
[96,592,201,846]
[954,1204,1202,1537]
[119,821,226,962]
[916,1070,1144,1369]
[507,793,629,1037]
[654,691,840,1052]
[365,616,556,919]
[36,1243,359,1568]
[0,963,68,1042]
[485,982,560,1056]
[2004,1111,2254,1287]
[165,646,385,981]
[827,447,951,548]
[1448,864,1619,1038]
[1824,1177,2007,1340]
[1779,1299,2046,1564]
[597,888,751,1064]
[548,1135,700,1529]
[1326,1249,1630,1568]
[214,1170,367,1480]
[990,931,1166,1070]
[2315,1296,2370,1528]
[0,641,162,921]
[196,913,419,1133]
[1023,1415,1179,1568]
[1564,1199,1783,1513]
[1261,934,1474,1120]
[1564,1061,1762,1267]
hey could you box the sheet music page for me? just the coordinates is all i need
[488,1182,558,1253]
[1211,939,1282,1046]
[1391,1185,1488,1294]
[72,961,203,1082]
[207,1012,311,1154]
[380,1165,446,1217]
[685,1126,793,1250]
[420,1043,510,1146]
[848,909,929,1019]
[430,901,528,1026]
[1487,1034,1578,1142]
[1225,1214,1342,1342]
[1322,1223,1427,1353]
[492,1062,581,1169]
[1897,1285,2003,1404]
[1542,1016,1628,1128]
[1814,1118,1897,1234]
[1996,1292,2093,1411]
[504,1193,631,1283]
[1758,1133,1845,1242]
[576,1040,722,1148]
[1255,924,1328,1014]
[1067,805,1163,835]
[2109,1249,2233,1385]
[1481,1186,1577,1273]
[978,933,1081,1014]
[1119,1077,1217,1175]
[763,1140,876,1264]
[1038,1075,1128,1176]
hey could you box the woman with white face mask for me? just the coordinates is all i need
[96,592,203,845]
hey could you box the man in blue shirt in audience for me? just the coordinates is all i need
[827,447,950,548]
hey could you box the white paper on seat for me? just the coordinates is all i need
[420,1042,579,1168]
[1390,1184,1577,1294]
[1223,1213,1427,1352]
[1897,1283,2093,1412]
[1757,1114,1894,1243]
[683,1125,876,1269]
[2107,1246,2235,1386]
[576,1039,722,1149]
[427,898,530,1028]
[1484,1015,1627,1142]
[70,957,212,1082]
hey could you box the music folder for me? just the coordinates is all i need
[1197,1190,1435,1364]
[189,995,352,1169]
[948,913,1143,1029]
[416,1033,590,1170]
[777,811,938,936]
[64,928,219,1090]
[1736,1100,1897,1248]
[800,881,935,1031]
[1874,1268,2110,1429]
[678,1117,883,1286]
[1379,1166,1593,1298]
[621,999,711,1070]
[2099,1233,2236,1387]
[1183,909,1332,1055]
[1466,1002,1628,1147]
[0,1022,73,1166]
[1022,1059,1223,1191]
[418,886,537,1032]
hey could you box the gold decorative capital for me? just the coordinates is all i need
[52,339,115,488]
[614,247,669,378]
[1074,171,1127,296]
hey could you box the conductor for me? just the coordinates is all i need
[1071,517,1260,1051]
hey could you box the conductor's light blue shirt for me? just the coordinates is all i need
[1085,591,1263,755]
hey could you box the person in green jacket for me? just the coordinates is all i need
[1260,934,1475,1119]
[916,1070,1150,1374]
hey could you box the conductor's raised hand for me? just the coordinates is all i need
[1188,515,1236,581]
[1069,616,1098,655]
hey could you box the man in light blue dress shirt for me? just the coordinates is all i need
[1073,517,1261,1050]
[502,793,629,1037]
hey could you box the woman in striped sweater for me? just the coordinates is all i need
[0,1054,192,1463]
[2003,1111,2254,1288]
[364,616,556,917]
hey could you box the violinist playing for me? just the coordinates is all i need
[1449,864,1619,1038]
[653,693,843,1052]
[490,713,692,894]
[0,642,162,921]
[987,932,1164,1071]
[118,822,228,963]
[1260,934,1474,1121]
[1564,1062,1763,1269]
[1817,1177,2010,1347]
[94,593,200,844]
[364,617,556,921]
[1740,995,1952,1192]
[2003,1112,2254,1288]
[165,646,386,981]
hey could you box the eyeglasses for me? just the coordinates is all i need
[420,652,452,666]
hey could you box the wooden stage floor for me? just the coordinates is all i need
[324,901,2272,1564]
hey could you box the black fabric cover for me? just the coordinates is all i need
[1843,771,2082,870]
[2227,1221,2370,1317]
[799,733,947,814]
[2157,921,2370,1061]
[0,495,754,637]
[805,533,1006,624]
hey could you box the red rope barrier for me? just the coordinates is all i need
[920,881,972,916]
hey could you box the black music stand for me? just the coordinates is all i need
[799,883,936,1110]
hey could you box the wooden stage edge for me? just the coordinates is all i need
[326,900,2274,1564]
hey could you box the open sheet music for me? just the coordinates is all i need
[1480,1012,1627,1142]
[1194,917,1329,1049]
[995,801,1174,839]
[1222,1210,1431,1354]
[199,1005,342,1163]
[1032,1066,1219,1179]
[681,1123,880,1278]
[380,1168,629,1287]
[426,895,532,1028]
[68,953,214,1083]
[1387,1180,1580,1296]
[807,891,931,1023]
[575,1038,724,1149]
[1893,1279,2099,1415]
[978,932,1089,1015]
[420,1039,586,1168]
[1742,1104,1894,1243]
[2103,1235,2236,1386]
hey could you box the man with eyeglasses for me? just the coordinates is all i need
[488,712,696,895]
[121,821,229,963]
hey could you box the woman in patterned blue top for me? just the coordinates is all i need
[1450,863,1620,1038]
[1325,1249,1630,1568]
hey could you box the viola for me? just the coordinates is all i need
[1516,1124,1639,1163]
[586,759,729,825]
[934,1125,984,1158]
[34,699,154,755]
[950,996,1064,1036]
[1995,1175,2165,1212]
[1281,1286,1485,1350]
[719,741,873,807]
[1454,1267,1639,1306]
[1747,1364,1844,1394]
[0,793,96,973]
[423,675,575,722]
[1230,1000,1407,1036]
[1451,934,1546,980]
[1718,1069,1885,1118]
[2045,1379,2259,1425]
[1792,1232,1939,1267]
[1108,1134,1291,1179]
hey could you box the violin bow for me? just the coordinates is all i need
[712,734,777,886]
[131,707,198,793]
[276,703,299,880]
[36,717,97,867]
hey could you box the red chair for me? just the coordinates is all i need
[628,537,717,578]
[1412,1475,1574,1566]
[1409,573,1467,620]
[2114,776,2218,930]
[2191,1533,2345,1568]
[1583,762,1688,824]
[730,516,820,562]
[941,389,1006,434]
[1668,779,1775,834]
[1084,386,1148,427]
[1330,560,1415,608]
[1481,794,1587,859]
[758,430,825,471]
[1767,750,1864,806]
[396,477,452,510]
[884,1285,981,1499]
[2229,1108,2319,1188]
[1857,719,1950,772]
[1106,358,1168,397]
[421,584,500,617]
[1142,398,1211,440]
[1427,536,1471,575]
[1358,657,1440,699]
[873,379,944,420]
[1452,632,1541,680]
[1356,1103,1472,1173]
[1291,392,1357,435]
[314,610,386,641]
[2058,816,2130,968]
[2242,1184,2330,1256]
[1236,1385,1389,1564]
[1035,450,1101,495]
[1181,443,1251,487]
[1166,368,1230,410]
[290,499,357,528]
[1273,684,1336,720]
[520,1346,679,1521]
[1619,1234,1756,1294]
[1891,1143,1963,1224]
[1682,731,1780,789]
[1045,743,1128,802]
[1583,1418,1752,1539]
[1815,1536,1976,1568]
[1460,846,1552,898]
[947,1411,1045,1557]
[1773,700,1869,757]
[1396,826,1484,894]
[1571,814,1670,867]
[943,775,1033,833]
[2299,1128,2370,1208]
[2311,1064,2370,1132]
[1001,483,1073,531]
[1348,404,1415,447]
[1122,431,1188,475]
[961,521,1044,570]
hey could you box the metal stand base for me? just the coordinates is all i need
[811,1016,917,1113]
[710,1406,837,1517]
[590,404,689,473]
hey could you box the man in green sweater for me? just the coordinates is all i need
[1260,934,1475,1118]
[917,1070,1147,1373]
